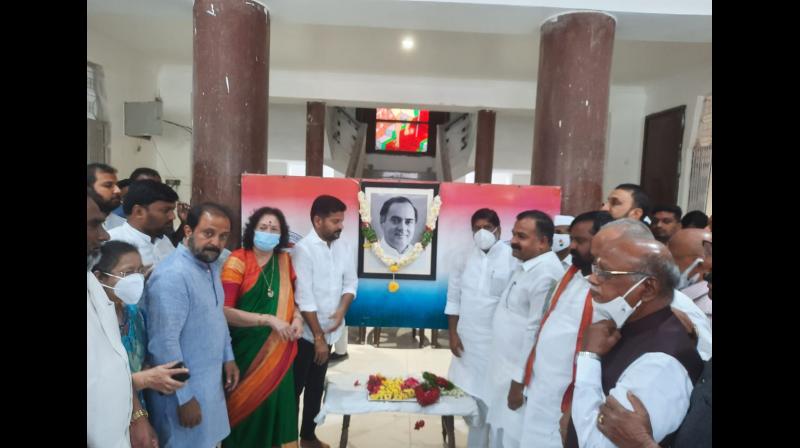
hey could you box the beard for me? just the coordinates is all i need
[570,249,592,275]
[97,197,121,214]
[188,236,221,263]
[324,229,342,242]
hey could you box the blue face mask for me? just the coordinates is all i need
[254,231,280,252]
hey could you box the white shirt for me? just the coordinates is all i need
[103,213,126,231]
[681,280,712,328]
[521,269,591,448]
[292,230,358,345]
[445,241,515,401]
[560,253,573,271]
[87,272,132,448]
[571,353,694,447]
[671,289,713,360]
[486,251,564,442]
[108,222,175,268]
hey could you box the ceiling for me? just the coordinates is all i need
[87,0,711,84]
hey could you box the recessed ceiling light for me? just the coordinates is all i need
[401,37,415,51]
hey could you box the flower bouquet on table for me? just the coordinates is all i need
[365,372,464,406]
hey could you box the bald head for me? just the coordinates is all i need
[668,228,713,273]
[591,218,655,260]
[602,236,678,301]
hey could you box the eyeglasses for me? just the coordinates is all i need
[107,268,147,278]
[591,262,649,281]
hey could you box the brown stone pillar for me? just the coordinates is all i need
[192,0,269,248]
[531,12,615,216]
[306,101,325,176]
[474,110,496,184]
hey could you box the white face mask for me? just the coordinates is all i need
[592,276,650,328]
[552,234,571,252]
[474,228,498,251]
[677,258,704,290]
[102,273,145,305]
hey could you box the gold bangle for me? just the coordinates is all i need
[131,409,149,424]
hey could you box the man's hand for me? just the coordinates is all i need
[582,320,621,356]
[597,392,657,448]
[130,416,159,448]
[559,411,571,446]
[139,361,189,394]
[177,397,202,428]
[314,337,329,365]
[507,380,525,410]
[177,202,190,223]
[670,308,697,340]
[449,332,464,358]
[223,361,240,392]
[327,310,345,333]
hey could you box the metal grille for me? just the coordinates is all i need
[687,96,712,211]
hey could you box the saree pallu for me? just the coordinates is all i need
[222,249,298,448]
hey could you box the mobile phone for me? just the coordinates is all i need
[171,361,191,382]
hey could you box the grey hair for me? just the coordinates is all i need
[601,218,655,240]
[636,247,680,299]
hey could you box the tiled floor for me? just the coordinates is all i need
[301,327,471,448]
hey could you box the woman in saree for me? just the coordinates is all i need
[222,207,305,448]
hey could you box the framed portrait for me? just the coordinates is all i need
[358,181,439,280]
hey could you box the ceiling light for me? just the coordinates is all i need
[401,37,415,51]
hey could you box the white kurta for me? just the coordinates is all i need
[445,241,515,402]
[572,354,693,447]
[486,251,564,446]
[671,289,713,360]
[520,269,591,448]
[87,272,133,448]
[108,222,175,268]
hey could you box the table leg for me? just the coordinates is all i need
[418,328,425,348]
[444,415,455,448]
[432,329,440,348]
[339,414,351,448]
[358,327,366,344]
[374,327,381,347]
[441,416,448,446]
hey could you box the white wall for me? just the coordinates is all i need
[87,27,161,179]
[151,62,310,199]
[643,65,712,210]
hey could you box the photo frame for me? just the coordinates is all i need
[357,181,439,280]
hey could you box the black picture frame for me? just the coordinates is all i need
[357,181,439,280]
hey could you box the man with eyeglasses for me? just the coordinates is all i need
[445,208,516,447]
[563,236,704,448]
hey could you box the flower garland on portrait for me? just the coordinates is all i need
[358,191,442,292]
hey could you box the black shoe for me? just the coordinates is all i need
[329,353,349,363]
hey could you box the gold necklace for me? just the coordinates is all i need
[259,255,277,298]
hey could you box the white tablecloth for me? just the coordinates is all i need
[314,372,480,425]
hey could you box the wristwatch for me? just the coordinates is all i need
[577,351,601,362]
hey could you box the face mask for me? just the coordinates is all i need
[254,231,281,252]
[677,258,704,289]
[552,234,571,252]
[473,228,498,251]
[102,273,145,305]
[592,276,649,327]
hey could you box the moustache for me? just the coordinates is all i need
[510,243,522,251]
[202,246,221,254]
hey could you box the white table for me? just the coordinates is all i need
[315,373,479,448]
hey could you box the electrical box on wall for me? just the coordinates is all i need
[124,100,163,138]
